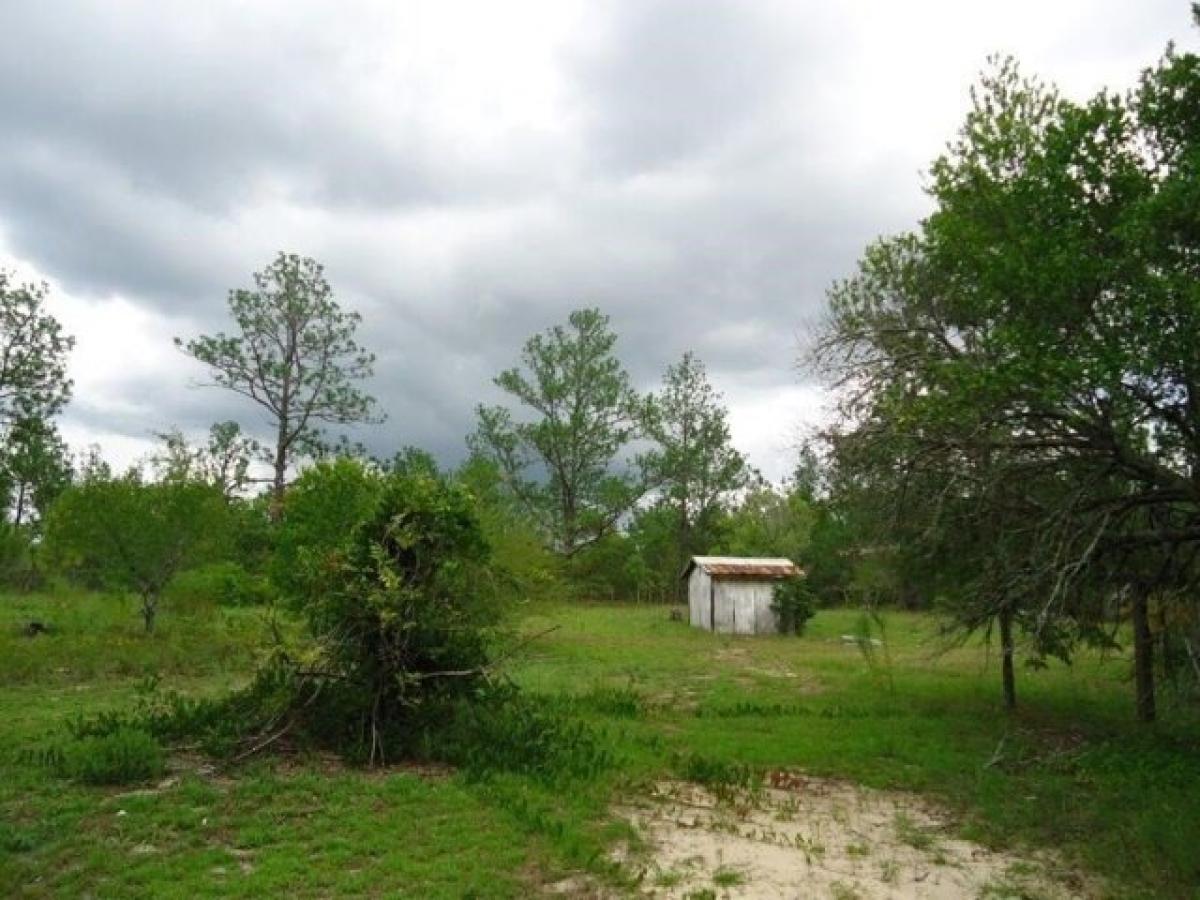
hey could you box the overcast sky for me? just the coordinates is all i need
[0,1,1191,481]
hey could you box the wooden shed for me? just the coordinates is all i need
[681,556,802,635]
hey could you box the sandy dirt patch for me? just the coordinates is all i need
[614,776,1099,899]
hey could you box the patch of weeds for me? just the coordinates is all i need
[695,700,809,719]
[685,890,717,900]
[673,752,761,801]
[654,868,684,887]
[712,866,744,888]
[878,859,900,884]
[979,876,1042,899]
[60,728,165,785]
[845,841,871,858]
[0,823,39,853]
[439,691,615,783]
[829,881,864,900]
[893,811,938,853]
[566,684,647,718]
[793,831,826,865]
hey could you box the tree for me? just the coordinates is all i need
[471,308,648,556]
[0,272,74,431]
[815,36,1200,720]
[0,417,72,526]
[643,352,747,590]
[176,253,380,515]
[455,453,563,605]
[719,476,815,564]
[43,475,231,632]
[153,421,260,498]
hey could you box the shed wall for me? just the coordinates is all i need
[687,568,712,629]
[712,579,778,634]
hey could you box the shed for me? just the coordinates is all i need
[681,556,802,635]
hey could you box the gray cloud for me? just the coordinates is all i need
[0,0,1192,480]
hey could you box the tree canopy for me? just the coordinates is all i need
[815,39,1200,719]
[472,308,649,556]
[177,253,380,512]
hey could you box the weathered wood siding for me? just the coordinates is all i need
[687,567,712,629]
[687,570,779,635]
[713,578,778,635]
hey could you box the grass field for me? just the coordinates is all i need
[2,594,1198,898]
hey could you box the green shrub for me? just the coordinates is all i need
[270,458,382,602]
[167,562,276,609]
[130,469,509,766]
[0,524,40,591]
[772,576,816,635]
[60,728,165,785]
[435,688,614,782]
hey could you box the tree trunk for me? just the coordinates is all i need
[270,420,288,522]
[1131,589,1156,723]
[999,603,1016,711]
[142,594,157,634]
[13,482,25,527]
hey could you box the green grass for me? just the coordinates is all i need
[2,594,1198,897]
[0,589,267,685]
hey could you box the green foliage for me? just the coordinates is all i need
[226,494,276,573]
[42,475,232,632]
[270,457,382,601]
[0,417,72,527]
[57,728,165,786]
[815,38,1200,718]
[772,577,816,636]
[455,454,564,605]
[566,531,642,602]
[472,308,649,556]
[300,470,495,710]
[152,421,260,499]
[719,479,814,562]
[0,272,74,430]
[642,351,748,591]
[0,524,39,591]
[167,562,276,609]
[436,688,614,783]
[176,252,381,505]
[179,469,505,765]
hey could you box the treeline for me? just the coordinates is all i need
[0,255,863,627]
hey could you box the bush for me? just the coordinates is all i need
[435,688,614,782]
[0,524,41,591]
[772,576,816,635]
[270,458,382,602]
[167,562,276,609]
[59,728,165,785]
[134,469,507,766]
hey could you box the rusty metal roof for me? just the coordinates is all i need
[681,556,802,580]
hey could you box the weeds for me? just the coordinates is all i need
[672,752,761,801]
[712,866,744,887]
[893,812,938,853]
[52,729,165,785]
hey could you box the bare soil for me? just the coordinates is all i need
[612,776,1100,899]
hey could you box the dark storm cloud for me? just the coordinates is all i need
[0,0,1191,477]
